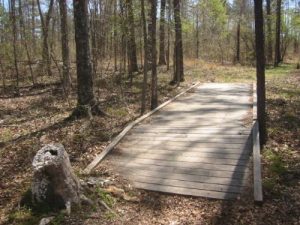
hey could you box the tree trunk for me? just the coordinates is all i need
[158,0,166,65]
[166,0,171,70]
[141,0,148,114]
[195,8,199,59]
[274,0,281,67]
[150,0,158,110]
[266,0,273,63]
[236,22,241,63]
[32,144,81,213]
[72,0,104,118]
[254,0,267,145]
[37,0,54,76]
[172,0,184,84]
[59,0,71,96]
[126,0,139,74]
[18,0,35,86]
[10,0,20,96]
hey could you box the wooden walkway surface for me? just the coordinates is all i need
[105,83,253,200]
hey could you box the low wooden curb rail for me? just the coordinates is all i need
[252,83,263,203]
[83,82,201,174]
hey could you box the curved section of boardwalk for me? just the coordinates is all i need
[108,83,253,199]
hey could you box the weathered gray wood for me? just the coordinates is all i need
[133,182,239,199]
[120,140,251,150]
[130,175,243,193]
[253,83,263,202]
[115,162,249,179]
[118,147,250,159]
[126,133,250,138]
[121,169,247,186]
[83,82,200,174]
[96,83,254,200]
[114,158,249,172]
[132,127,251,135]
[124,135,249,144]
[117,151,249,166]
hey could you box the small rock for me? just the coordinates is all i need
[39,216,54,225]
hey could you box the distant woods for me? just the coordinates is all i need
[0,0,299,116]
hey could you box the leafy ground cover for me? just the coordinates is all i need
[0,61,299,225]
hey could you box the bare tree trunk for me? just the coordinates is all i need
[274,0,281,67]
[195,8,199,59]
[126,0,139,74]
[150,0,158,110]
[266,0,273,63]
[10,0,20,96]
[166,0,171,70]
[18,0,35,86]
[59,0,71,96]
[172,0,184,84]
[72,0,104,118]
[254,0,267,145]
[141,0,148,114]
[158,0,166,65]
[236,22,241,63]
[114,0,118,72]
[37,0,54,76]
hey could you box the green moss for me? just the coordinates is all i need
[96,188,116,208]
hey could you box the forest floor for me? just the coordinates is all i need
[0,61,299,225]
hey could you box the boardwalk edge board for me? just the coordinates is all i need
[83,82,201,174]
[253,83,263,202]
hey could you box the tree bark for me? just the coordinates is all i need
[150,0,158,110]
[171,0,184,84]
[141,0,148,114]
[266,0,273,63]
[254,0,267,145]
[18,0,35,85]
[126,0,139,73]
[59,0,71,96]
[236,21,241,63]
[37,0,54,76]
[274,0,281,67]
[195,7,199,59]
[158,0,167,65]
[10,0,20,96]
[72,0,104,118]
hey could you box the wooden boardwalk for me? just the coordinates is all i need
[106,83,253,200]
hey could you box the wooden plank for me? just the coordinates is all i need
[132,127,251,135]
[132,182,239,199]
[117,147,250,159]
[83,82,200,174]
[115,162,249,179]
[114,158,249,172]
[146,121,246,127]
[253,83,263,202]
[121,169,246,186]
[117,152,249,166]
[127,133,250,138]
[124,136,249,144]
[129,175,243,193]
[120,140,251,150]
